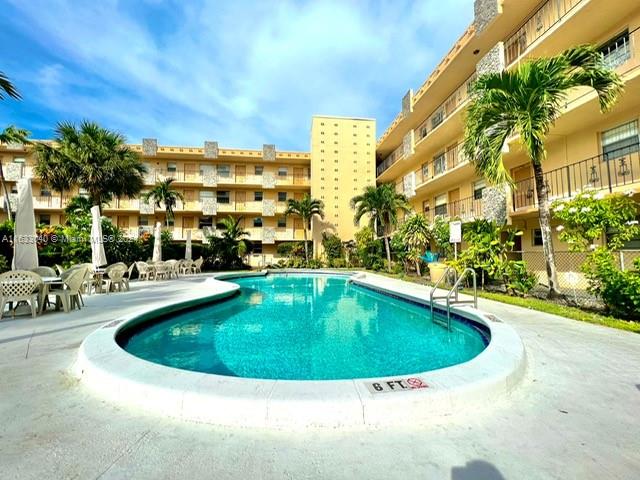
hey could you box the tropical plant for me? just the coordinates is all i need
[429,215,454,259]
[463,45,624,297]
[284,194,324,263]
[142,178,184,227]
[398,213,430,275]
[207,216,251,269]
[0,126,30,219]
[0,72,20,100]
[321,232,344,266]
[351,183,411,272]
[37,121,146,206]
[64,195,93,218]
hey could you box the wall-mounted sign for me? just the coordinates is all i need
[365,377,429,394]
[449,220,462,243]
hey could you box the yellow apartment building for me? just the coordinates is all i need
[0,116,376,266]
[310,115,376,256]
[375,0,640,283]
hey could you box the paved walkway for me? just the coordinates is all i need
[1,273,639,480]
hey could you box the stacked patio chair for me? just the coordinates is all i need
[52,267,88,312]
[0,270,43,319]
[104,264,128,293]
[179,260,194,275]
[165,259,180,279]
[152,261,171,281]
[135,261,155,281]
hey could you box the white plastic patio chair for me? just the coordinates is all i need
[153,261,170,281]
[52,267,88,312]
[165,259,179,279]
[193,257,204,274]
[32,266,57,277]
[135,261,154,281]
[105,264,127,293]
[0,270,43,319]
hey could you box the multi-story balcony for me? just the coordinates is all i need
[32,196,69,209]
[426,196,484,223]
[413,142,467,187]
[377,144,406,177]
[512,144,640,211]
[504,0,585,66]
[143,168,311,187]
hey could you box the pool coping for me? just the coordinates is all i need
[74,271,527,429]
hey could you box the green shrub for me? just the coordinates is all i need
[321,232,344,262]
[354,226,384,269]
[0,254,8,273]
[505,260,538,297]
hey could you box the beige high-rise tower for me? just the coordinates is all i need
[310,115,376,256]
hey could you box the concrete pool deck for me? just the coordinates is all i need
[1,272,639,479]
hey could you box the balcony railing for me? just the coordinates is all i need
[414,73,476,143]
[376,144,405,177]
[414,142,467,185]
[425,196,483,223]
[152,169,203,183]
[513,144,640,210]
[504,0,584,66]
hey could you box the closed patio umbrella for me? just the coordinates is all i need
[90,205,107,268]
[185,229,192,261]
[12,179,38,270]
[152,222,162,262]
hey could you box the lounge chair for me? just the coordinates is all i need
[0,270,42,319]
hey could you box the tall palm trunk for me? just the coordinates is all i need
[303,218,309,263]
[0,165,12,221]
[383,229,392,272]
[533,162,561,297]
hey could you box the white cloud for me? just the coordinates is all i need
[5,0,474,149]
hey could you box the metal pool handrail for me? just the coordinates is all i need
[430,267,478,329]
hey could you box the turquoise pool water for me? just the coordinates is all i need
[119,274,489,380]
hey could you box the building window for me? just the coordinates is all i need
[216,191,230,204]
[167,162,177,173]
[13,157,25,164]
[422,201,430,214]
[254,191,263,201]
[277,217,286,228]
[167,218,175,227]
[473,179,486,200]
[601,120,639,160]
[40,188,52,197]
[39,214,50,225]
[434,194,447,217]
[253,242,263,254]
[199,190,214,201]
[433,153,446,175]
[600,30,631,70]
[254,165,263,175]
[218,165,231,178]
[532,228,543,246]
[253,217,263,227]
[277,191,287,202]
[278,166,288,177]
[199,216,213,229]
[421,162,430,180]
[138,216,150,226]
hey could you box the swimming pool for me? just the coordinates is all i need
[118,273,489,380]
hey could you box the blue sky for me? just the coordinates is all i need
[0,0,474,151]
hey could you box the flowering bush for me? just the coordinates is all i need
[552,190,640,251]
[552,190,640,318]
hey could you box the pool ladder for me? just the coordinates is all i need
[429,267,477,330]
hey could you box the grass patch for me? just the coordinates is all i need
[473,290,640,334]
[372,270,640,334]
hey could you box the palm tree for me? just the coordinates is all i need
[0,126,30,220]
[142,178,184,227]
[0,72,21,100]
[463,45,623,297]
[41,121,146,206]
[64,195,93,217]
[209,215,251,268]
[284,194,324,263]
[399,213,430,276]
[33,142,78,209]
[351,183,411,272]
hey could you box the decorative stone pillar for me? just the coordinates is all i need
[403,172,416,198]
[402,130,415,159]
[476,42,505,76]
[201,198,217,216]
[139,199,155,214]
[474,0,501,34]
[203,141,219,159]
[262,199,276,217]
[201,165,217,187]
[263,144,276,162]
[262,227,276,244]
[402,89,413,118]
[142,138,157,156]
[4,162,23,181]
[262,172,276,189]
[482,185,508,225]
